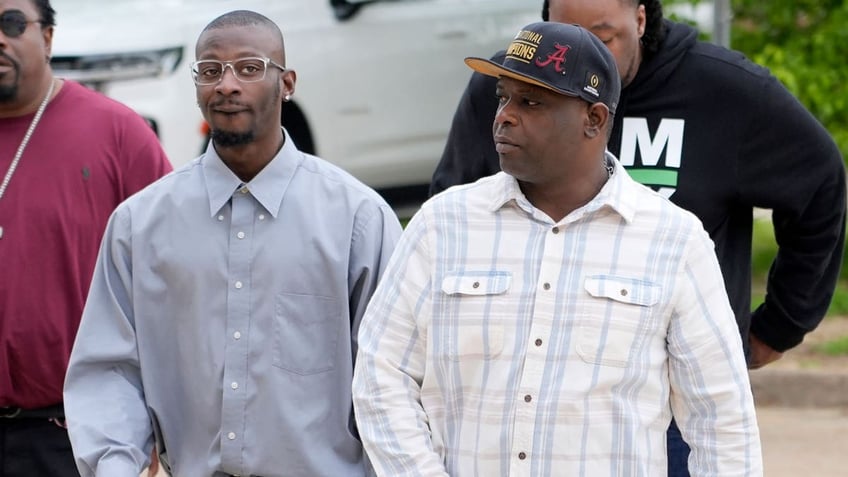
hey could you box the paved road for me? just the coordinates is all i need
[758,406,848,477]
[142,405,848,476]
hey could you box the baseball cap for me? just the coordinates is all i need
[465,21,621,113]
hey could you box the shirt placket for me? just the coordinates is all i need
[509,224,561,476]
[220,185,254,471]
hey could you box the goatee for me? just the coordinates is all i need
[211,129,254,148]
[0,84,18,103]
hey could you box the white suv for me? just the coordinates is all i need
[50,0,540,206]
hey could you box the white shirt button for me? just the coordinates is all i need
[234,281,243,289]
[233,331,241,340]
[258,214,266,220]
[237,231,245,239]
[239,188,249,194]
[217,215,224,221]
[231,382,239,390]
[227,432,236,440]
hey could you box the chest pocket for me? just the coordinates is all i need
[440,271,511,361]
[576,275,662,367]
[441,271,512,297]
[273,293,340,375]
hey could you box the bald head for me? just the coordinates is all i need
[199,10,285,63]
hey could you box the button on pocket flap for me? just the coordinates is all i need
[584,275,660,306]
[441,271,512,296]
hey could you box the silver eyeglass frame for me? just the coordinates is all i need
[190,56,286,85]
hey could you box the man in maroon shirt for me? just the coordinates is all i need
[0,1,172,475]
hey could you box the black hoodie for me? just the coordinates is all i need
[430,20,846,356]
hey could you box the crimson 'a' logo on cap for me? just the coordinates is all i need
[535,43,571,73]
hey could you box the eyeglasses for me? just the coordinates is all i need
[190,57,286,85]
[0,10,42,38]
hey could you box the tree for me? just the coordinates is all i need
[730,0,848,157]
[667,0,848,158]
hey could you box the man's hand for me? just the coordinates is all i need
[748,333,784,369]
[145,451,160,476]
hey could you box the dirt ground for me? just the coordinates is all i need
[758,406,848,477]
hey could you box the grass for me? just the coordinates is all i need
[815,336,848,356]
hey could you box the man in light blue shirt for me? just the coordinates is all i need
[63,10,401,477]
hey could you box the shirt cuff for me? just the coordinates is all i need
[94,456,141,477]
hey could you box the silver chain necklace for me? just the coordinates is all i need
[0,80,56,240]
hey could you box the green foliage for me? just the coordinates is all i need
[730,0,848,157]
[827,284,848,316]
[751,218,777,276]
[663,0,713,40]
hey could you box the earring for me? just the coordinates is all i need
[284,94,291,102]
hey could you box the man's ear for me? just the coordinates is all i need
[281,68,297,101]
[636,4,647,39]
[585,102,610,139]
[43,26,54,62]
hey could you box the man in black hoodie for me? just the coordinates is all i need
[429,0,846,475]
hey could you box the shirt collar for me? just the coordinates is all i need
[488,151,639,224]
[601,153,638,223]
[203,129,302,218]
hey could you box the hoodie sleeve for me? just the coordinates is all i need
[428,52,504,197]
[738,73,846,352]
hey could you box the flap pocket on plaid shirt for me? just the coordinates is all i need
[440,271,511,361]
[441,271,511,296]
[583,275,661,306]
[577,275,662,367]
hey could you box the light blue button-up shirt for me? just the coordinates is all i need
[64,132,402,477]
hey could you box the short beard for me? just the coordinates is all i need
[0,53,19,102]
[0,84,18,103]
[211,129,254,148]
